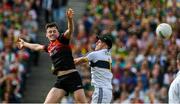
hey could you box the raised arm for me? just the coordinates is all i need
[64,8,74,39]
[74,57,88,65]
[17,38,45,51]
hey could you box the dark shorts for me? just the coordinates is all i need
[54,71,83,95]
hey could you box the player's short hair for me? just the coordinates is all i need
[45,22,59,30]
[97,34,113,49]
[177,53,180,61]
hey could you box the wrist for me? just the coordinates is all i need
[22,41,25,47]
[68,17,73,21]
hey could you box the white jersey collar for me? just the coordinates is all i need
[99,48,109,52]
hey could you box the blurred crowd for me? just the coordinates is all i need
[72,0,180,103]
[0,0,180,103]
[0,0,39,103]
[0,0,69,103]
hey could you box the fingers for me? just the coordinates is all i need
[66,8,74,18]
[18,38,23,42]
[67,8,73,12]
[17,37,23,42]
[68,8,74,13]
[71,10,74,15]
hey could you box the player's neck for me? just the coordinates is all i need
[50,40,56,43]
[99,48,108,51]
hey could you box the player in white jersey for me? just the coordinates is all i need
[169,53,180,103]
[74,34,113,103]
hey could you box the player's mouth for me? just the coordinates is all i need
[49,35,57,40]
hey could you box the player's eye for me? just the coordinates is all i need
[53,30,57,33]
[48,30,57,34]
[48,30,53,33]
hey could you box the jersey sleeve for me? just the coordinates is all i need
[57,33,70,45]
[86,52,95,61]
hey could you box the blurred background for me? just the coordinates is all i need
[0,0,179,103]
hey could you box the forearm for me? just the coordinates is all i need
[68,18,74,35]
[65,18,74,39]
[74,57,88,65]
[24,42,43,51]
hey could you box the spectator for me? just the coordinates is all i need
[0,0,39,102]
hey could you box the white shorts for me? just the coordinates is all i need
[91,87,112,104]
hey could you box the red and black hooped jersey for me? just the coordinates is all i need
[44,33,75,75]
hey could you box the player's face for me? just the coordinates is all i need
[95,40,106,51]
[46,27,59,41]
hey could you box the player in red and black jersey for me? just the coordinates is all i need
[16,8,86,103]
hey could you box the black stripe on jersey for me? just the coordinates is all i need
[90,60,110,69]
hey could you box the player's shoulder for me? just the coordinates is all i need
[171,76,180,87]
[87,49,107,57]
[91,50,104,56]
[86,51,97,56]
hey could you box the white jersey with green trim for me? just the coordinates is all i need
[86,49,113,89]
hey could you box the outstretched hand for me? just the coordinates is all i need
[16,38,24,49]
[66,8,74,19]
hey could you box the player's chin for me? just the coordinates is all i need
[95,47,99,51]
[49,38,56,41]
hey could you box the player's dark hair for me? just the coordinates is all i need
[45,22,59,30]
